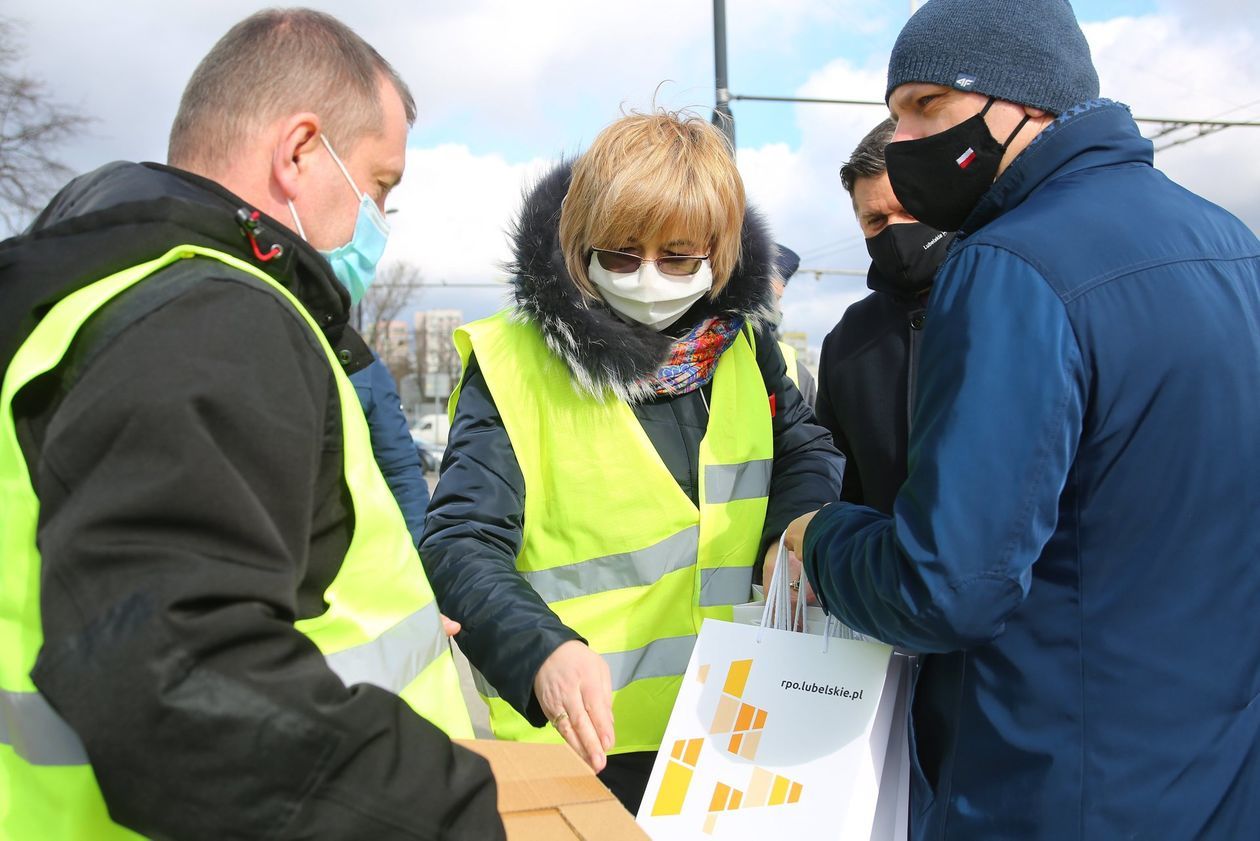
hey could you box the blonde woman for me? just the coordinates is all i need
[421,111,845,811]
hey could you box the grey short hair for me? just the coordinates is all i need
[839,118,897,195]
[168,8,415,171]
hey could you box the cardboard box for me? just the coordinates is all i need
[457,739,650,841]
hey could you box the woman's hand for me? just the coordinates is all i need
[533,640,615,772]
[440,614,461,637]
[763,525,818,607]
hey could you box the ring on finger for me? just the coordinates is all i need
[789,578,801,591]
[551,710,570,727]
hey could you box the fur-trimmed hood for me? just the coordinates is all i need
[506,161,778,402]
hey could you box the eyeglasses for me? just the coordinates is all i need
[591,247,710,277]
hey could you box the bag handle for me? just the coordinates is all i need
[758,534,808,639]
[759,534,845,652]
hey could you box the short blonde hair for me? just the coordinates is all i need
[559,110,745,300]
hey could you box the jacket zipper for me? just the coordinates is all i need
[907,308,926,436]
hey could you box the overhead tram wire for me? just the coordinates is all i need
[797,234,868,263]
[728,94,1260,150]
[1148,98,1260,152]
[797,267,868,280]
[367,281,509,289]
[799,242,868,266]
[1145,98,1260,140]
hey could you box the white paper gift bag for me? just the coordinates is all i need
[729,551,913,841]
[637,538,898,839]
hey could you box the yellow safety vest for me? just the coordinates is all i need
[0,245,472,839]
[451,310,772,753]
[778,340,800,387]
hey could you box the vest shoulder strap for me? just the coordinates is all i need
[64,260,289,386]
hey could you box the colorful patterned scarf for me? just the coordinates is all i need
[644,316,745,397]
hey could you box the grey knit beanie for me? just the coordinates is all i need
[885,0,1099,116]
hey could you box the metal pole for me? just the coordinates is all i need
[712,0,735,152]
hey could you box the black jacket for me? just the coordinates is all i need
[420,163,846,725]
[2,162,501,840]
[814,287,926,515]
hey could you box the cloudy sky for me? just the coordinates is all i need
[11,0,1259,348]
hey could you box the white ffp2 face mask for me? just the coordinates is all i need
[587,253,713,331]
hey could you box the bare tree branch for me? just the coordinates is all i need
[414,308,464,404]
[0,16,93,234]
[357,261,424,389]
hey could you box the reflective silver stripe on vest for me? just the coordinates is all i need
[324,600,447,695]
[470,665,496,699]
[699,566,754,607]
[604,634,696,690]
[0,688,88,766]
[476,634,698,699]
[520,526,700,604]
[0,605,445,768]
[705,459,773,504]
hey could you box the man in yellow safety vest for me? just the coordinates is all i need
[0,9,501,839]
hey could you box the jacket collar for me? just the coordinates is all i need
[507,161,778,402]
[958,100,1153,239]
[3,161,369,371]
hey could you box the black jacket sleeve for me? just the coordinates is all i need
[814,328,865,505]
[420,354,582,727]
[794,359,819,410]
[29,274,502,841]
[754,325,847,563]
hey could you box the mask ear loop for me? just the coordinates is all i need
[320,133,366,202]
[979,95,1033,150]
[319,133,390,238]
[286,200,308,242]
[1001,114,1032,149]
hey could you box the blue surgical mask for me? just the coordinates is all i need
[287,134,390,306]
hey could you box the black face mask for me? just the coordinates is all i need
[884,97,1030,232]
[865,222,955,299]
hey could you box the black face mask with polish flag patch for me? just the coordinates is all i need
[884,96,1030,233]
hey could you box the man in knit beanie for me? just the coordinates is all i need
[880,0,1099,233]
[786,2,1260,840]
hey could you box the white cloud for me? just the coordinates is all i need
[13,1,268,173]
[379,144,549,320]
[11,0,709,177]
[734,57,892,346]
[1083,14,1260,228]
[12,0,877,177]
[1153,0,1260,35]
[383,144,546,281]
[366,0,866,149]
[7,1,1255,345]
[373,0,706,142]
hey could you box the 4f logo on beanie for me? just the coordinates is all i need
[955,73,977,89]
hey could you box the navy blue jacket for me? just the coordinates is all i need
[803,101,1260,840]
[349,354,429,546]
